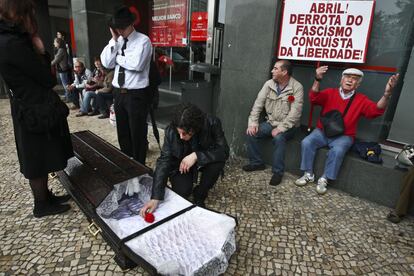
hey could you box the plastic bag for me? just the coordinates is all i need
[109,103,116,127]
[395,144,414,167]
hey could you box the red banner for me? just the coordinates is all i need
[150,0,188,47]
[190,12,208,41]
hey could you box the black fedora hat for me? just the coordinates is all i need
[108,6,135,29]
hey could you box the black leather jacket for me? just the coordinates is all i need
[151,115,229,200]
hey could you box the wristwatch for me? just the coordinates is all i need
[315,76,322,82]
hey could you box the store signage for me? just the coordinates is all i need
[278,0,375,63]
[150,0,188,47]
[190,12,208,41]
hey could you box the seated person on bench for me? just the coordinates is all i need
[95,69,114,119]
[242,59,304,186]
[295,66,399,195]
[140,103,229,214]
[76,57,106,117]
[67,60,92,109]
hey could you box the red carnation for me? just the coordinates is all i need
[144,212,155,223]
[288,95,295,103]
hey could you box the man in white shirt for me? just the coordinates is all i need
[101,6,152,164]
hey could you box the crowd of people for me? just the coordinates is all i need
[51,33,115,120]
[0,1,410,225]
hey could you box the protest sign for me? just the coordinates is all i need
[190,12,208,42]
[278,0,375,63]
[150,0,188,47]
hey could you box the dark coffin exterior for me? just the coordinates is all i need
[58,131,237,274]
[57,130,157,272]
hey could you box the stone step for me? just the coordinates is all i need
[257,128,412,215]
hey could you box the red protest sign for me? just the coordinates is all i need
[150,0,188,47]
[277,0,375,63]
[190,12,208,42]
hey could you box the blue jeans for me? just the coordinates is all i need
[300,128,353,180]
[58,72,71,100]
[246,122,296,175]
[80,91,97,113]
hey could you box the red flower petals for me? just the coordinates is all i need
[144,212,155,223]
[288,95,295,103]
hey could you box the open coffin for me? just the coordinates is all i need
[57,131,236,275]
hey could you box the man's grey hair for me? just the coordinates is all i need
[278,60,293,76]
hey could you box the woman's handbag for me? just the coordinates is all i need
[11,89,69,134]
[320,94,355,138]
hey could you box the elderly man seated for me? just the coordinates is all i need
[66,60,92,109]
[295,66,399,195]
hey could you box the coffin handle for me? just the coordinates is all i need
[88,221,102,237]
[48,172,58,179]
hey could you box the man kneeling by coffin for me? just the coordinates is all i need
[140,103,229,215]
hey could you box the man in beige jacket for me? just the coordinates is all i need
[243,60,304,186]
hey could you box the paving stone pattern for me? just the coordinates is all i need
[0,99,413,275]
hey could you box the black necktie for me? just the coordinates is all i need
[118,38,128,87]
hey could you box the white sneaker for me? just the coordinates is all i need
[295,172,315,186]
[316,177,328,195]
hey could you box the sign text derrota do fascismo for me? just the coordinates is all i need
[278,0,375,63]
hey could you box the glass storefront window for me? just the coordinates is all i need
[150,0,208,92]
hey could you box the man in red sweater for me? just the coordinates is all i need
[295,66,399,195]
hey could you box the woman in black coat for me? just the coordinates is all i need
[0,0,74,218]
[140,103,229,215]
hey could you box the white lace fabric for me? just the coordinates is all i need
[125,207,236,275]
[94,173,236,275]
[96,174,192,239]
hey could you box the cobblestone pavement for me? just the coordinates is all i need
[0,99,413,275]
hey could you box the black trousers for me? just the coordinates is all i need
[69,88,81,107]
[170,162,225,201]
[96,92,113,115]
[114,88,149,164]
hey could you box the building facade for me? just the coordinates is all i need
[46,0,413,152]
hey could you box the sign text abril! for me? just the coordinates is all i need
[278,0,375,63]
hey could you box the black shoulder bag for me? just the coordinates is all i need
[320,93,355,138]
[8,88,69,134]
